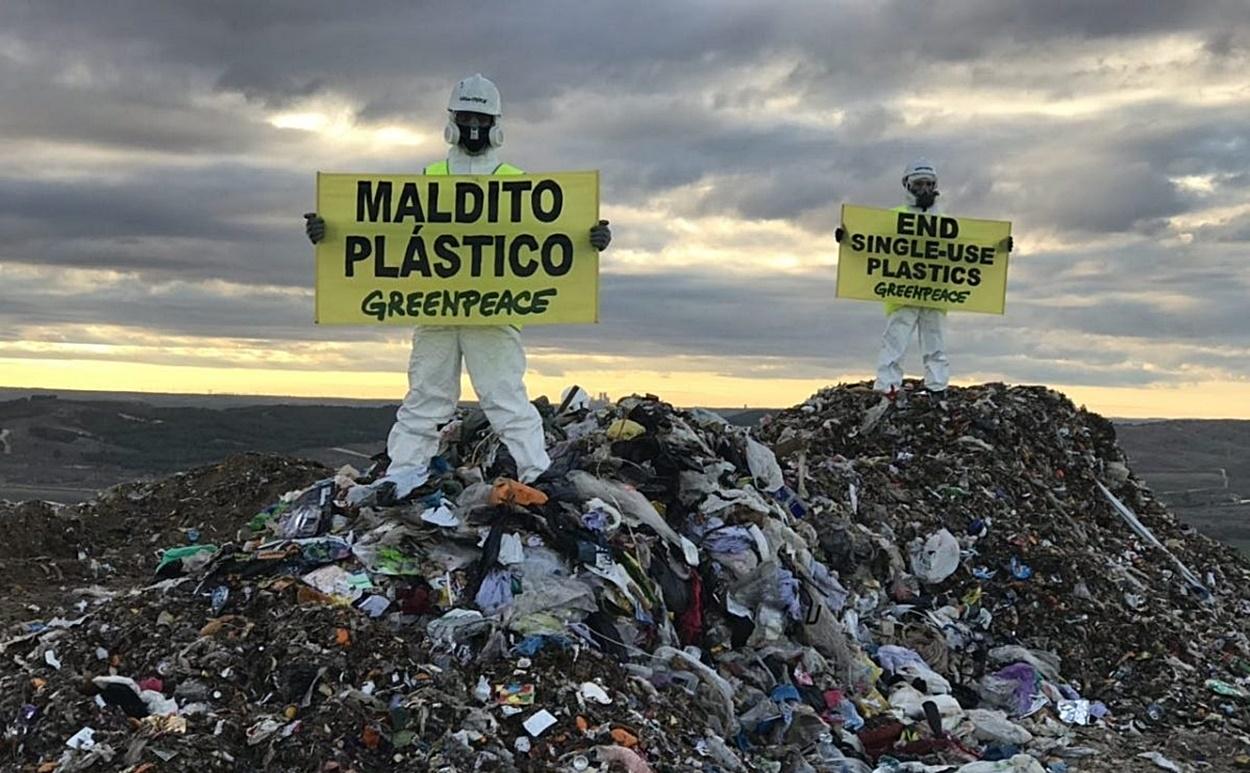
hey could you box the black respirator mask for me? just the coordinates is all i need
[445,111,501,154]
[457,121,491,153]
[909,181,939,210]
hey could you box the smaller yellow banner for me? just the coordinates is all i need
[836,204,1012,314]
[315,171,600,325]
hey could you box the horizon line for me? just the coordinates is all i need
[2,382,1243,423]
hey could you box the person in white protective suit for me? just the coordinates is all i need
[305,74,612,490]
[878,159,948,396]
[837,159,1004,399]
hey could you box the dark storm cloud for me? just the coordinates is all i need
[0,167,320,285]
[0,171,286,240]
[1,0,1249,391]
[3,1,1247,230]
[0,74,277,155]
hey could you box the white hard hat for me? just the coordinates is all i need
[902,158,938,189]
[448,73,501,116]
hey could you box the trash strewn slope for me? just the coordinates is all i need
[2,382,1248,772]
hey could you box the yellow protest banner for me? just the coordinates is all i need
[315,171,600,325]
[836,204,1012,314]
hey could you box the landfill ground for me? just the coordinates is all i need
[2,382,1249,772]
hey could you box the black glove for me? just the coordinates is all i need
[304,212,326,244]
[1005,235,1014,253]
[589,219,612,251]
[835,227,845,243]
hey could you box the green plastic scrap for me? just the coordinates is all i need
[1206,679,1250,700]
[373,547,424,576]
[155,544,218,573]
[618,550,660,608]
[248,502,289,532]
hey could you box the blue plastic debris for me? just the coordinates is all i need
[1009,556,1033,580]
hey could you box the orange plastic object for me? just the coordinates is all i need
[489,479,549,507]
[610,727,639,748]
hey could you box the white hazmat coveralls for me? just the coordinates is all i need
[873,199,950,394]
[386,144,551,483]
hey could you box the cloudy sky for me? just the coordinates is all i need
[2,1,1248,416]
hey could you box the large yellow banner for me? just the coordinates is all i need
[836,204,1012,314]
[315,171,600,325]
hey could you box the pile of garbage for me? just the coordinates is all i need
[0,454,329,627]
[3,382,1249,772]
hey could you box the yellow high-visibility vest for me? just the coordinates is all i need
[422,160,524,175]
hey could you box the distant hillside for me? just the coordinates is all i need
[1115,419,1250,554]
[721,407,775,427]
[0,386,395,408]
[1115,420,1250,491]
[0,396,397,496]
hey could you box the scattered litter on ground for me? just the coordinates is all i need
[3,382,1249,771]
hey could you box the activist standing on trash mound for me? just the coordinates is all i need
[304,74,612,488]
[836,159,1012,400]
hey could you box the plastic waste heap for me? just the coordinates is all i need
[2,382,1249,772]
